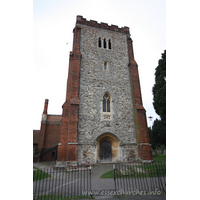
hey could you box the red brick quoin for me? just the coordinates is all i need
[127,36,153,160]
[57,26,81,162]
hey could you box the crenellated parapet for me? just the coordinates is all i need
[76,15,130,34]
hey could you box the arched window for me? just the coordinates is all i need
[103,38,107,49]
[103,93,110,112]
[108,39,111,49]
[102,93,112,120]
[98,37,101,48]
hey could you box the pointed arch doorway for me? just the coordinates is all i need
[96,133,120,163]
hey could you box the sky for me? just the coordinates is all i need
[33,0,166,129]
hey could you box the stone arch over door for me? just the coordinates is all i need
[96,133,120,163]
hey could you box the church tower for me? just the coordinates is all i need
[57,16,152,164]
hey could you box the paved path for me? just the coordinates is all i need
[91,164,115,191]
[33,161,55,170]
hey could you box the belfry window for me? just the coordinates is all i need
[108,39,111,49]
[98,37,111,50]
[103,93,110,112]
[104,38,107,49]
[98,37,102,48]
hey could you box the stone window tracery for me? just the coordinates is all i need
[102,93,111,120]
[103,94,110,112]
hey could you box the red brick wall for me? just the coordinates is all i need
[43,124,61,148]
[57,27,81,161]
[67,145,78,161]
[38,122,47,150]
[38,99,49,151]
[127,37,153,161]
[138,145,152,160]
[36,103,62,162]
[40,151,57,162]
[137,109,150,144]
[33,130,40,144]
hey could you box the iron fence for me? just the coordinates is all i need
[33,162,166,199]
[113,162,166,194]
[33,165,92,200]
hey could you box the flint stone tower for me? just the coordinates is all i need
[35,16,152,164]
[57,15,152,164]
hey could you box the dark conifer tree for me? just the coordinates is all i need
[152,50,166,122]
[150,50,166,149]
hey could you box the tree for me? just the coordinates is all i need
[152,50,166,122]
[150,119,166,149]
[151,50,166,149]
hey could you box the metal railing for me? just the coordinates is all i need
[33,165,92,199]
[33,162,166,199]
[113,162,166,194]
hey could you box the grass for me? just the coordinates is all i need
[134,163,166,177]
[100,162,166,178]
[153,154,166,163]
[33,167,51,181]
[100,169,115,178]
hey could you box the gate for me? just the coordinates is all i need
[33,162,166,199]
[33,164,92,199]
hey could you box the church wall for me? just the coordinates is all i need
[121,145,137,162]
[43,115,62,149]
[78,145,96,164]
[77,24,138,163]
[43,123,61,148]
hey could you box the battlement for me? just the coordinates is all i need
[76,15,130,34]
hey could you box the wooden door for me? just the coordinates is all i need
[100,140,112,161]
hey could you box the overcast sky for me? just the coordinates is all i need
[33,0,166,129]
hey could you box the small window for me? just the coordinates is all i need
[98,37,101,48]
[104,62,107,71]
[104,38,107,49]
[108,39,111,49]
[52,152,55,157]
